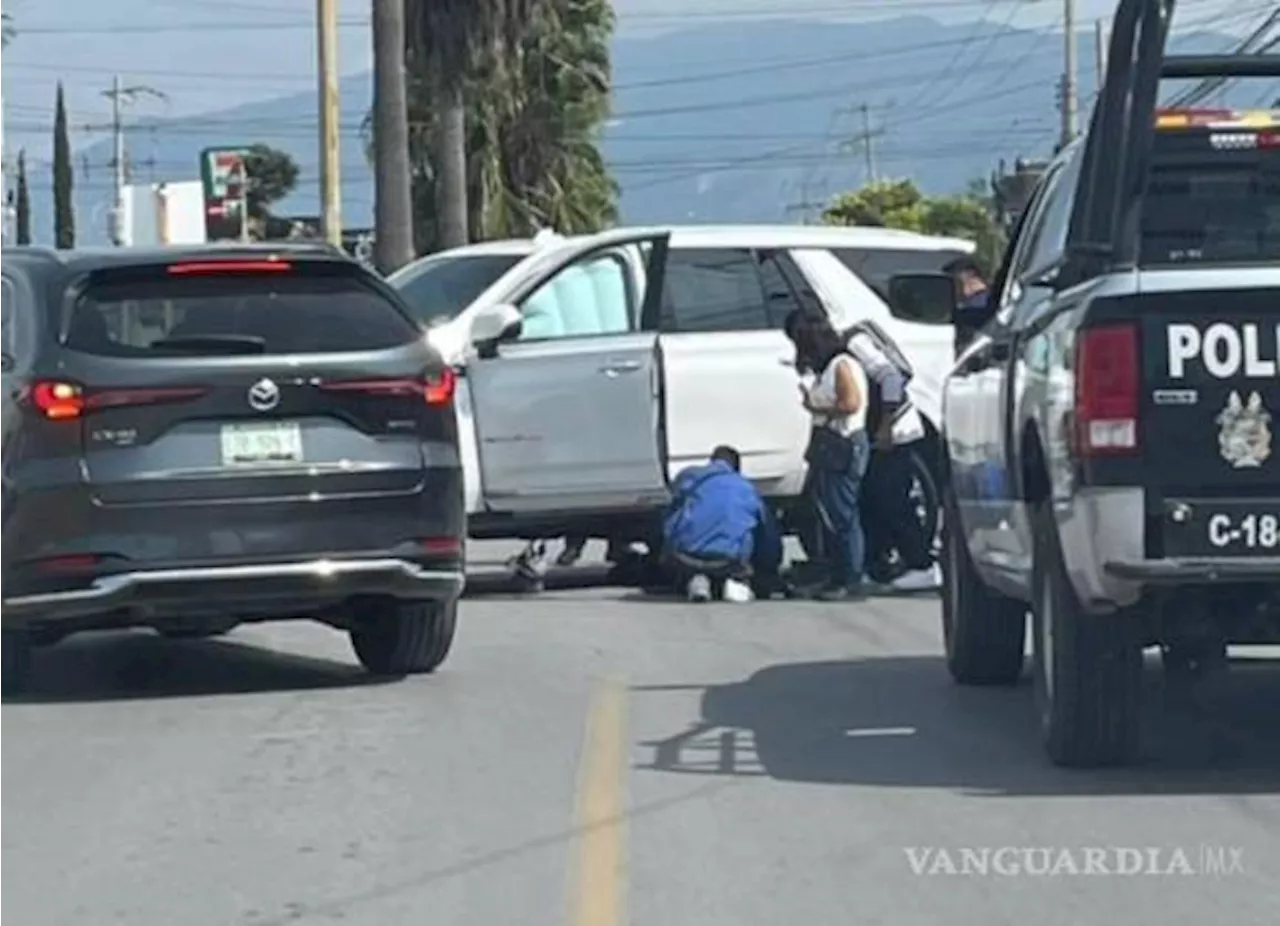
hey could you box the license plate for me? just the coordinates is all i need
[219,421,303,466]
[1163,500,1280,557]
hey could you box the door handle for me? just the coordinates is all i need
[599,360,642,376]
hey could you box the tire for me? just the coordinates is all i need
[2,630,33,697]
[1031,502,1143,768]
[940,486,1027,685]
[907,447,942,560]
[350,599,458,676]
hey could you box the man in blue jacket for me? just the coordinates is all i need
[662,445,783,603]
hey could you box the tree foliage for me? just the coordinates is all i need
[52,83,75,249]
[241,144,299,220]
[2,12,15,49]
[16,150,31,245]
[822,178,1006,275]
[390,0,618,253]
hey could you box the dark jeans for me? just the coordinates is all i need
[861,442,933,573]
[664,544,782,597]
[807,430,871,588]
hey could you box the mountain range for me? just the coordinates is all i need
[17,14,1266,246]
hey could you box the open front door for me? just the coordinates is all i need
[466,230,672,514]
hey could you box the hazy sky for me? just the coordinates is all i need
[0,0,1255,158]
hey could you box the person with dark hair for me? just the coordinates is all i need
[784,309,872,601]
[944,255,991,356]
[943,255,989,309]
[661,444,783,603]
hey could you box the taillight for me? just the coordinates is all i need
[28,380,207,421]
[423,367,456,406]
[318,368,457,407]
[30,381,86,420]
[1074,324,1139,456]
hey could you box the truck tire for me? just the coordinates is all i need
[1031,503,1142,768]
[350,599,458,676]
[2,630,32,697]
[940,486,1026,685]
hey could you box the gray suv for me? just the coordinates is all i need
[1,245,465,694]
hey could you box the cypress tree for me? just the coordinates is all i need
[16,149,31,244]
[53,82,75,248]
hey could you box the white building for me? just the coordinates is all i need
[120,180,206,246]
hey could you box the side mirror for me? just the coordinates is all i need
[886,272,956,325]
[468,303,522,348]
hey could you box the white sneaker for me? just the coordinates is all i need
[686,574,712,603]
[721,578,755,603]
[890,564,942,592]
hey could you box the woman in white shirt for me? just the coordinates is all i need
[785,310,872,601]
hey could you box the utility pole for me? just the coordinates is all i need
[834,103,885,185]
[372,0,414,273]
[1061,0,1079,147]
[111,75,125,246]
[101,78,167,247]
[317,0,342,248]
[860,103,877,183]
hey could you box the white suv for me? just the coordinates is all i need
[389,224,973,546]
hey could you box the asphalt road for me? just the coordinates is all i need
[3,541,1279,926]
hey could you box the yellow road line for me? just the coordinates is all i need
[568,676,628,926]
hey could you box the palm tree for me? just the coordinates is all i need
[2,12,15,48]
[372,0,414,272]
[406,0,540,249]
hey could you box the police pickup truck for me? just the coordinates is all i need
[935,0,1278,768]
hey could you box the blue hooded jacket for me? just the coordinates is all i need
[662,460,782,566]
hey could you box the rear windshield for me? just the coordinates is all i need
[67,272,421,357]
[390,253,523,327]
[1139,129,1280,266]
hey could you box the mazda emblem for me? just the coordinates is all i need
[247,378,281,411]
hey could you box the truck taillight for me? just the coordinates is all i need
[1074,324,1139,456]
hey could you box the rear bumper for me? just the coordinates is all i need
[2,558,465,626]
[1105,557,1280,584]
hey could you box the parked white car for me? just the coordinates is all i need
[388,224,973,547]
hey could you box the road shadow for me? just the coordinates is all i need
[463,564,615,598]
[635,654,1280,795]
[5,630,394,704]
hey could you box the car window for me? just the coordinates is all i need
[68,272,421,357]
[1020,149,1082,278]
[1139,127,1280,266]
[517,253,634,340]
[392,253,524,328]
[661,248,769,332]
[755,250,805,328]
[2,273,36,367]
[828,247,970,325]
[992,159,1066,320]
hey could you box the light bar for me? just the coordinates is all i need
[1156,108,1280,130]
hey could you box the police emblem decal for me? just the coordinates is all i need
[1216,390,1272,469]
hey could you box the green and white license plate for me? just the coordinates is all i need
[219,421,303,466]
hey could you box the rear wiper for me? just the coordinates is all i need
[149,335,267,355]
